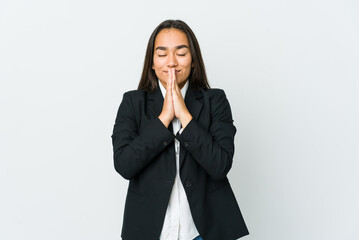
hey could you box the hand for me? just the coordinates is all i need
[170,68,193,129]
[158,69,175,128]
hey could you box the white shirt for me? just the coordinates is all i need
[158,80,199,240]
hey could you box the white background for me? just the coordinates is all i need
[0,0,358,239]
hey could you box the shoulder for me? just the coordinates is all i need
[116,90,147,113]
[201,88,228,102]
[120,89,149,104]
[201,88,234,116]
[122,89,146,98]
[115,90,147,120]
[205,88,226,96]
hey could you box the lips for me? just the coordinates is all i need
[164,70,181,73]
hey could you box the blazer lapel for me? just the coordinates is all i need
[147,85,174,132]
[147,84,163,118]
[180,83,203,169]
[184,84,203,122]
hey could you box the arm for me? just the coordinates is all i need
[176,89,237,180]
[111,92,175,180]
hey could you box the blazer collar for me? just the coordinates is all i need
[147,80,203,121]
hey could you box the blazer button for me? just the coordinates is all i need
[163,141,168,146]
[183,142,189,147]
[185,179,192,188]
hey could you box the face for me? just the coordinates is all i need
[152,28,193,89]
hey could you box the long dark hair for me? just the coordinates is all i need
[138,19,210,92]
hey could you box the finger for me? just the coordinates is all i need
[172,68,176,83]
[167,68,172,94]
[173,72,180,95]
[167,68,171,89]
[173,76,178,94]
[171,68,174,93]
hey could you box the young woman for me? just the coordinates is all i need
[111,19,249,240]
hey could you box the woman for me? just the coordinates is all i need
[111,19,249,240]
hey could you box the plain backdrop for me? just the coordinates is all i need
[0,0,358,239]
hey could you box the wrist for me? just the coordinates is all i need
[180,113,193,129]
[158,114,171,128]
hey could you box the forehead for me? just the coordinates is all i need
[154,28,189,48]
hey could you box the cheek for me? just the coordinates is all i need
[152,58,164,70]
[179,57,192,68]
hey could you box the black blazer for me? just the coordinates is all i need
[111,81,249,240]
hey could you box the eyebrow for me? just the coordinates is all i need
[155,45,189,51]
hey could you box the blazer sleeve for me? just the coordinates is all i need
[175,89,237,180]
[111,92,175,180]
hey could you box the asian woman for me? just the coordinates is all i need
[111,19,249,240]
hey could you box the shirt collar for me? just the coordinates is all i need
[158,79,189,100]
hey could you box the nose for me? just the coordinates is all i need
[167,53,177,68]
